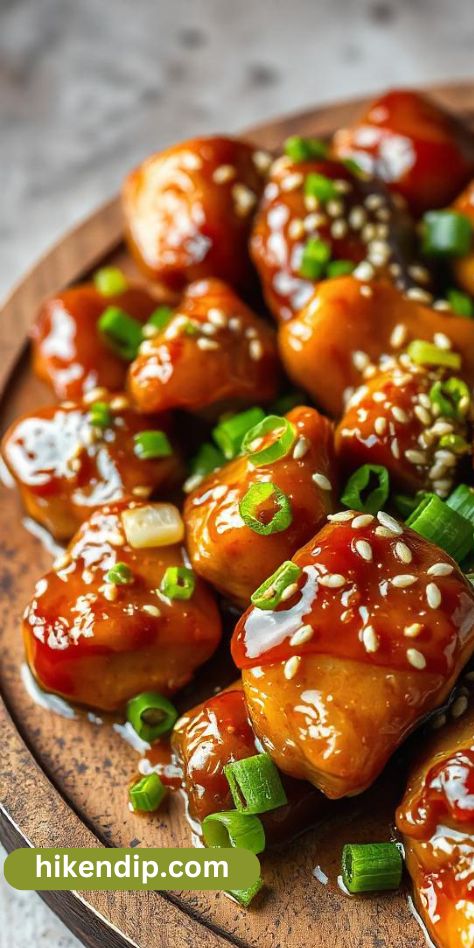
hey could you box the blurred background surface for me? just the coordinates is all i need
[1,0,473,943]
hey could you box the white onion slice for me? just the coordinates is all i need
[121,503,184,548]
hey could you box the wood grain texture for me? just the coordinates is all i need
[1,81,473,948]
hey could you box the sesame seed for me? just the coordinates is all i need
[355,539,373,562]
[407,648,426,669]
[313,473,332,491]
[405,449,427,465]
[353,261,375,282]
[253,150,272,173]
[433,300,450,311]
[429,463,448,481]
[395,542,412,564]
[375,526,396,538]
[352,514,374,529]
[418,393,432,410]
[110,395,130,411]
[142,604,161,617]
[83,387,109,405]
[132,486,151,498]
[208,307,228,327]
[334,179,351,194]
[318,573,346,588]
[328,511,354,523]
[431,712,447,729]
[374,416,387,436]
[232,183,257,216]
[433,332,452,350]
[451,694,468,718]
[290,624,314,646]
[288,218,305,240]
[249,339,263,361]
[282,582,299,602]
[360,285,373,298]
[408,264,430,284]
[183,473,204,493]
[201,322,217,336]
[284,655,301,680]
[404,622,422,638]
[197,338,219,351]
[349,206,367,229]
[352,350,370,371]
[212,164,236,184]
[392,574,417,588]
[326,199,344,217]
[426,582,442,609]
[102,583,118,602]
[107,531,125,547]
[70,457,82,472]
[362,223,377,243]
[390,323,408,349]
[281,172,304,192]
[372,391,386,403]
[362,625,379,653]
[377,511,403,534]
[414,405,432,425]
[293,437,310,460]
[365,193,383,210]
[392,406,409,424]
[427,562,454,577]
[304,212,326,231]
[391,438,400,459]
[330,219,348,239]
[406,288,433,304]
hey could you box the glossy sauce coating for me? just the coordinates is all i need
[250,155,418,322]
[232,515,474,797]
[184,406,337,606]
[452,179,474,295]
[397,703,474,948]
[333,89,474,215]
[335,359,470,496]
[279,276,474,417]
[128,278,279,415]
[31,283,157,400]
[122,136,269,291]
[23,502,222,710]
[172,685,324,843]
[1,395,182,539]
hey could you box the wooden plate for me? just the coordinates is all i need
[2,81,473,948]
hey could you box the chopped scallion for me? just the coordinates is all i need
[241,415,296,467]
[147,306,173,331]
[127,691,178,742]
[134,431,173,460]
[94,266,128,297]
[98,306,143,361]
[342,842,403,894]
[251,560,302,610]
[226,876,264,907]
[105,562,133,585]
[299,237,331,280]
[129,773,167,812]
[422,210,472,257]
[446,484,474,527]
[284,136,328,163]
[447,288,474,318]
[341,464,390,514]
[190,442,225,477]
[89,401,112,429]
[407,493,473,562]
[202,810,265,854]
[224,753,287,815]
[327,260,355,278]
[429,377,470,418]
[304,172,338,203]
[160,565,196,600]
[407,340,461,370]
[212,407,266,460]
[239,482,292,535]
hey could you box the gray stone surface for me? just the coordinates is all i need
[1,0,473,944]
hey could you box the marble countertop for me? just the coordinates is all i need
[1,0,473,944]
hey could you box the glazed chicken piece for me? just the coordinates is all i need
[128,278,279,415]
[451,179,474,296]
[279,276,474,417]
[172,685,325,843]
[333,89,474,215]
[250,154,421,322]
[31,281,158,400]
[232,512,474,799]
[122,136,269,292]
[184,406,337,606]
[23,502,221,710]
[396,699,474,948]
[336,358,472,497]
[1,394,182,540]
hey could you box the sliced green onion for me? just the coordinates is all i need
[129,773,166,812]
[224,753,287,815]
[241,415,296,467]
[327,260,355,278]
[446,484,474,527]
[392,492,423,519]
[89,401,112,429]
[202,811,265,854]
[226,876,264,907]
[147,306,173,331]
[183,320,199,336]
[105,562,133,585]
[127,691,178,742]
[239,482,292,535]
[251,560,302,610]
[343,157,366,177]
[271,391,306,414]
[439,433,470,454]
[98,306,143,361]
[341,464,390,515]
[212,407,266,460]
[342,842,403,894]
[94,266,128,297]
[447,288,474,318]
[160,565,196,600]
[304,172,338,203]
[407,340,461,370]
[407,493,473,562]
[284,136,328,163]
[422,210,472,257]
[299,237,331,280]
[466,573,474,587]
[134,431,172,460]
[189,442,225,477]
[429,377,470,418]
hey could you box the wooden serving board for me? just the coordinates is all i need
[2,82,473,948]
